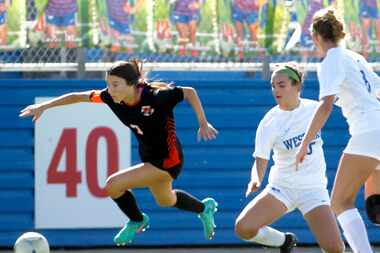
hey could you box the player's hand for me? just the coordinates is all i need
[295,144,308,170]
[19,104,45,122]
[197,122,218,142]
[245,180,260,197]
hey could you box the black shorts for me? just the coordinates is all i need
[142,141,184,179]
[149,155,183,179]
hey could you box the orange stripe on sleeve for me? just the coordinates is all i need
[89,90,103,103]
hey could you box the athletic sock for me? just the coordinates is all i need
[245,226,285,247]
[174,189,205,213]
[113,191,143,222]
[337,208,373,253]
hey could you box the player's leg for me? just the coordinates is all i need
[110,27,121,52]
[232,14,244,41]
[148,177,217,240]
[45,14,61,48]
[64,25,77,48]
[61,12,76,48]
[331,153,378,253]
[234,20,244,58]
[360,18,371,58]
[248,23,258,46]
[0,23,6,45]
[45,23,59,48]
[246,11,258,49]
[106,162,170,245]
[123,33,135,54]
[175,22,189,56]
[0,12,7,45]
[297,187,343,253]
[235,188,297,252]
[303,205,344,253]
[374,19,380,50]
[188,19,198,57]
[365,169,380,225]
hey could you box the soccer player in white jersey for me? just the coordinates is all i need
[235,63,344,253]
[296,9,380,253]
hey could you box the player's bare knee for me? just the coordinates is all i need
[234,220,259,240]
[105,176,122,198]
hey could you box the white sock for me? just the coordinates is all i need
[245,226,285,247]
[337,208,373,253]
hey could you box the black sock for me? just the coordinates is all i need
[174,189,205,213]
[113,191,143,222]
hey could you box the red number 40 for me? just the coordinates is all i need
[47,127,119,198]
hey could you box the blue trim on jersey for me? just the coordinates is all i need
[46,12,76,27]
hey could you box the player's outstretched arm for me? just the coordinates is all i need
[296,95,335,169]
[19,90,94,122]
[182,87,218,142]
[246,157,268,197]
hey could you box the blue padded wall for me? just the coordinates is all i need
[0,72,378,247]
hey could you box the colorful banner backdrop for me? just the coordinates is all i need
[153,0,218,57]
[0,0,26,49]
[7,0,380,59]
[28,0,93,48]
[94,0,149,52]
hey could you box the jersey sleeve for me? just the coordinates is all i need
[89,90,104,103]
[252,117,276,160]
[318,52,345,100]
[89,89,110,103]
[156,85,184,109]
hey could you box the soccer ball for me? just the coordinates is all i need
[14,232,50,253]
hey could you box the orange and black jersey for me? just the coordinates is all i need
[90,84,184,175]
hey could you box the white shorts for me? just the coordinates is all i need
[344,129,380,163]
[264,184,330,215]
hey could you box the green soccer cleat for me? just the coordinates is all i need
[198,197,218,240]
[114,213,150,246]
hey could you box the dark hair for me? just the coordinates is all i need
[106,59,143,86]
[312,9,345,44]
[273,62,304,87]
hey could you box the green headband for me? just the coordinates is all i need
[276,66,301,83]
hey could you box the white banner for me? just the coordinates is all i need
[35,98,131,229]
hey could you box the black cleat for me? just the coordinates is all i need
[280,232,298,253]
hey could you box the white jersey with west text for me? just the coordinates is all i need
[253,99,327,189]
[318,47,380,135]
